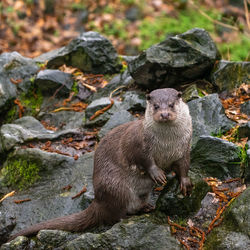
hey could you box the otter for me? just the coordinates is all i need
[8,88,192,241]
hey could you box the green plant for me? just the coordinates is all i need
[211,128,224,138]
[71,81,79,94]
[2,159,40,190]
[20,81,43,117]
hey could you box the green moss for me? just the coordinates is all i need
[5,106,19,124]
[211,128,224,138]
[204,229,223,250]
[71,81,79,94]
[20,82,43,117]
[35,62,46,68]
[2,159,40,190]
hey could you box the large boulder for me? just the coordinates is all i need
[210,60,250,92]
[35,31,122,74]
[188,93,235,145]
[191,136,241,179]
[0,152,94,238]
[0,116,78,153]
[128,28,220,89]
[0,52,39,115]
[35,69,74,96]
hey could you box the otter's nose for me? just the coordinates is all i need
[160,112,169,119]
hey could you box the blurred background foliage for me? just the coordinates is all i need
[0,0,249,61]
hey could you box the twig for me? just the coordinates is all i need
[0,191,16,203]
[244,0,250,31]
[14,198,31,204]
[89,85,126,121]
[189,0,239,31]
[72,186,87,199]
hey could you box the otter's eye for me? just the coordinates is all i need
[169,103,174,108]
[154,104,159,110]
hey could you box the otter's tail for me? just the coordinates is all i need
[8,200,104,241]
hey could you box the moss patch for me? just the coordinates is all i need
[20,82,43,117]
[2,159,40,190]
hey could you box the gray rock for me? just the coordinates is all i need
[188,94,235,145]
[85,90,145,128]
[191,136,241,179]
[39,111,85,130]
[128,28,220,89]
[0,211,16,245]
[125,6,141,21]
[36,230,78,248]
[182,84,202,102]
[156,177,210,219]
[238,122,250,138]
[89,70,134,102]
[65,215,180,250]
[0,116,78,152]
[211,60,250,92]
[35,69,74,96]
[85,97,114,119]
[0,236,31,250]
[205,229,250,250]
[224,186,250,237]
[0,152,94,235]
[37,31,122,74]
[120,90,146,111]
[0,52,39,114]
[240,100,250,116]
[98,110,136,139]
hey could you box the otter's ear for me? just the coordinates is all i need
[146,94,151,100]
[177,92,182,98]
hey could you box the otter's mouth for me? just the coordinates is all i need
[153,112,177,123]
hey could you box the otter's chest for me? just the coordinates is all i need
[151,132,189,170]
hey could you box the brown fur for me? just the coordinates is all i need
[8,88,192,241]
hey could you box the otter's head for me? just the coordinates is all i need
[146,88,182,123]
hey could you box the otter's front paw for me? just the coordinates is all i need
[148,166,166,184]
[180,177,193,196]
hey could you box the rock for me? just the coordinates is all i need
[89,70,134,102]
[0,211,16,245]
[35,69,74,96]
[156,177,210,219]
[84,97,123,128]
[38,111,85,130]
[224,186,250,237]
[128,28,220,89]
[0,236,32,250]
[205,229,250,250]
[85,97,114,119]
[0,152,94,235]
[0,52,39,115]
[85,90,145,128]
[238,122,250,138]
[0,116,78,152]
[125,6,141,21]
[240,100,250,116]
[120,90,146,111]
[182,84,202,102]
[64,215,180,250]
[36,230,78,248]
[210,60,250,92]
[191,136,241,179]
[76,84,92,101]
[36,32,122,74]
[98,110,136,139]
[188,94,235,145]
